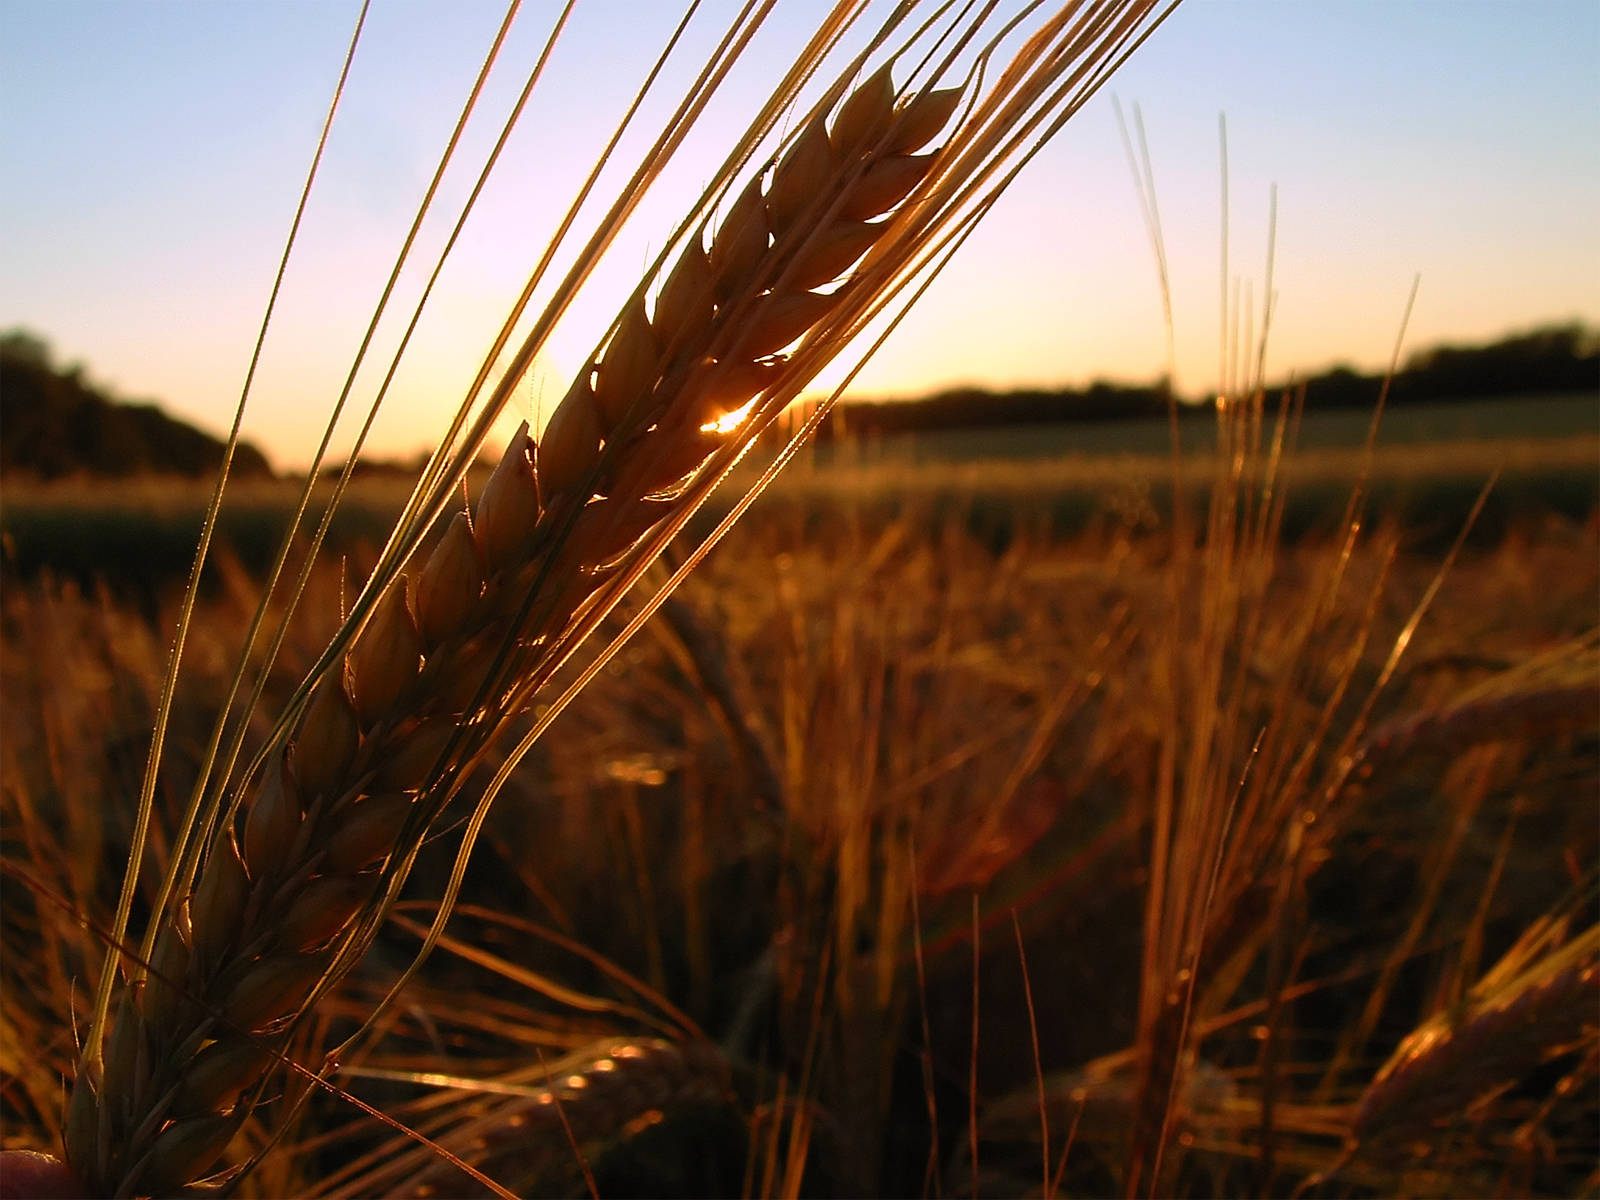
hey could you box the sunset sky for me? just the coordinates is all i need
[3,1,1596,469]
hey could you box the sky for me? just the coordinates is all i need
[2,0,1596,469]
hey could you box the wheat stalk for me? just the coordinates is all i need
[51,4,1177,1194]
[1292,919,1600,1195]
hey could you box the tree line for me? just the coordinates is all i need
[0,329,272,481]
[820,321,1597,438]
[2,322,1593,477]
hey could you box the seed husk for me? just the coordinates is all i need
[348,580,423,728]
[220,955,327,1034]
[563,498,672,572]
[837,152,935,221]
[474,425,542,571]
[830,63,897,158]
[375,716,457,792]
[432,628,510,715]
[275,876,372,952]
[539,378,605,502]
[293,677,360,803]
[731,289,839,361]
[191,836,250,964]
[140,925,192,1034]
[767,118,835,235]
[608,426,718,501]
[886,86,963,155]
[675,359,782,428]
[593,296,658,432]
[242,753,300,884]
[64,1076,101,1182]
[130,1115,236,1198]
[654,236,715,348]
[101,994,148,1119]
[416,512,485,649]
[323,793,414,873]
[173,1038,273,1117]
[709,175,769,298]
[787,220,881,291]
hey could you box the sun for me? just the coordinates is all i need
[699,396,759,435]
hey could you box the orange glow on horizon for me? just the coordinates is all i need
[1,3,1595,471]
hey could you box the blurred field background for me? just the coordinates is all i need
[4,397,1597,591]
[3,321,1597,1195]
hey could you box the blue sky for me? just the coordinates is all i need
[2,1,1596,467]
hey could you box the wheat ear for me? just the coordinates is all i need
[1292,919,1600,1197]
[374,1039,733,1199]
[1348,922,1599,1149]
[62,0,1183,1186]
[61,73,966,1199]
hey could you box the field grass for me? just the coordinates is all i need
[4,396,1595,597]
[3,413,1596,1196]
[2,2,1595,1192]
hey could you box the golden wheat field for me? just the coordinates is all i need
[2,3,1598,1198]
[6,435,1599,1197]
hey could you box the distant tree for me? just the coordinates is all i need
[0,328,53,368]
[820,380,1171,438]
[1298,365,1374,410]
[1289,323,1597,411]
[0,328,274,479]
[1398,323,1599,399]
